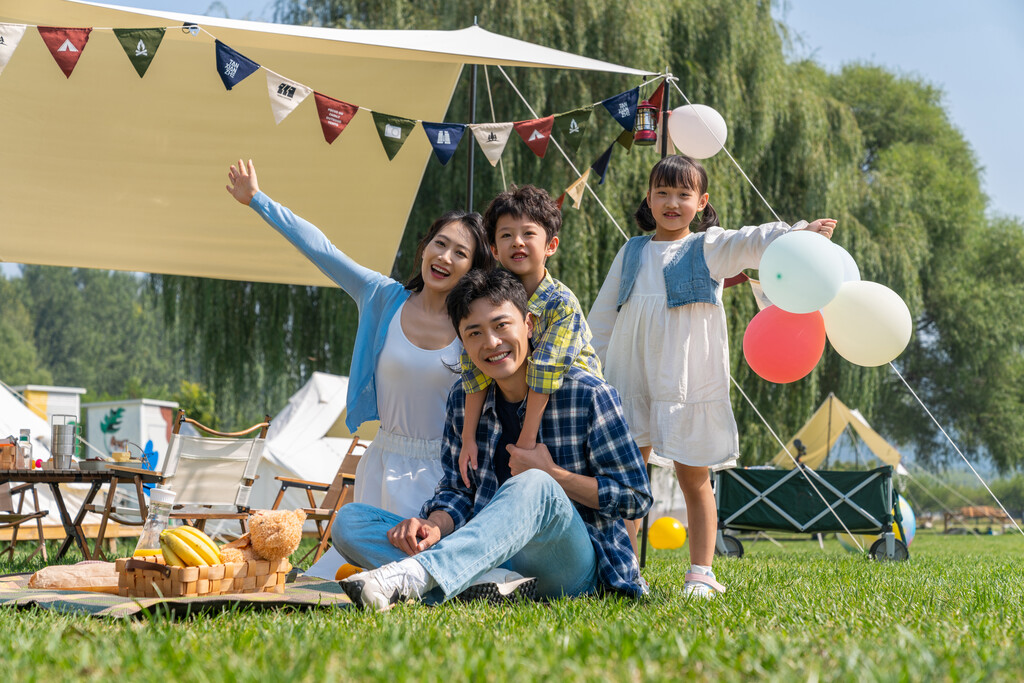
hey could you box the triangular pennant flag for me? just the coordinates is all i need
[590,142,615,185]
[371,112,417,161]
[112,28,165,78]
[215,40,260,90]
[556,193,566,210]
[602,87,640,131]
[37,27,91,79]
[0,24,28,77]
[513,116,555,158]
[422,122,467,165]
[553,107,593,154]
[647,80,666,120]
[565,169,591,209]
[470,122,514,166]
[265,70,312,124]
[615,129,634,152]
[313,92,358,144]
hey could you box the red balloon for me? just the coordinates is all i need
[742,306,826,383]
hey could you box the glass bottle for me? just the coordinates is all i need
[132,485,175,558]
[17,430,32,470]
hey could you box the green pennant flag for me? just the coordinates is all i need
[553,106,593,153]
[371,112,417,161]
[615,128,635,153]
[113,28,165,78]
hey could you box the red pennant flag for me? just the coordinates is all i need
[648,81,666,120]
[37,27,91,79]
[556,193,566,210]
[314,92,358,144]
[513,116,555,158]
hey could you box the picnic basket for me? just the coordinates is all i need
[115,556,291,597]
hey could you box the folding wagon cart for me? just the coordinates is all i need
[714,464,909,561]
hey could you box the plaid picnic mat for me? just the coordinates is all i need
[0,572,351,618]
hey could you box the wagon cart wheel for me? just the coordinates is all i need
[715,533,744,558]
[869,538,908,562]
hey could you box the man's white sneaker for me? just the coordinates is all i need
[340,562,427,611]
[458,568,537,604]
[683,571,726,599]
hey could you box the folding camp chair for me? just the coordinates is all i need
[93,410,270,548]
[270,437,367,564]
[0,482,49,562]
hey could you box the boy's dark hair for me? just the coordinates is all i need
[483,184,562,244]
[637,154,720,233]
[405,210,494,292]
[447,269,529,337]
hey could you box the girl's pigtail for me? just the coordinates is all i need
[696,201,719,233]
[634,198,657,232]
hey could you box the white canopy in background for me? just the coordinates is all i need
[0,0,654,286]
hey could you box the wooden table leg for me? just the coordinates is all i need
[72,481,105,561]
[90,475,122,561]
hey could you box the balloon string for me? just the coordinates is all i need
[730,375,868,552]
[667,78,782,223]
[888,362,1024,538]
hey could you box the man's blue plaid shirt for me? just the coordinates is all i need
[421,367,653,597]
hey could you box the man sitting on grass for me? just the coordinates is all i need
[335,269,652,610]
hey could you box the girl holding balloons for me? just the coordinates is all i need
[587,154,836,599]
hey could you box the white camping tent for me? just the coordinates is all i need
[1,0,653,285]
[0,382,112,528]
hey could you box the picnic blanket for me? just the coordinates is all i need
[0,572,351,619]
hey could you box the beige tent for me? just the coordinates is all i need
[771,393,902,470]
[1,0,653,285]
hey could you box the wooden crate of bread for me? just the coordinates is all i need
[0,443,17,469]
[115,556,291,598]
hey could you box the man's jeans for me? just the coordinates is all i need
[333,469,598,600]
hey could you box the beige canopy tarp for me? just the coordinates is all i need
[0,0,653,285]
[771,393,902,470]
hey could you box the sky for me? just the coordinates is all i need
[3,0,1020,277]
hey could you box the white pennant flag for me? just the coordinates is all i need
[265,69,312,124]
[470,122,514,167]
[565,168,591,209]
[0,24,28,76]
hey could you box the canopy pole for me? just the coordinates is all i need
[465,17,479,212]
[639,70,671,571]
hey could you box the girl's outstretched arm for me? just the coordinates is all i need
[226,158,260,205]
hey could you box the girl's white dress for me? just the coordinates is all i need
[588,223,794,470]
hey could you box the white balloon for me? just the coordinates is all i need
[758,231,844,314]
[667,104,728,159]
[822,281,912,367]
[834,243,860,282]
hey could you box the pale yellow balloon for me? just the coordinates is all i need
[822,281,912,367]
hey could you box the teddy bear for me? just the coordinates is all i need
[220,509,306,563]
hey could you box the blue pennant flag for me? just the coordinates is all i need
[422,122,467,165]
[215,40,260,90]
[590,142,615,185]
[601,87,640,132]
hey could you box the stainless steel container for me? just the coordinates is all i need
[50,414,80,469]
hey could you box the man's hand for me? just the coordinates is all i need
[458,440,478,488]
[387,517,441,556]
[802,218,837,240]
[507,442,556,477]
[226,158,260,205]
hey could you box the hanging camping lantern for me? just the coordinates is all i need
[633,99,658,146]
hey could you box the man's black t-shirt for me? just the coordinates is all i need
[492,390,525,486]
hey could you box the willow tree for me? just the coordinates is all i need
[154,0,1022,471]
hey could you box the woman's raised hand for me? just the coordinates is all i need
[226,158,260,205]
[804,218,837,240]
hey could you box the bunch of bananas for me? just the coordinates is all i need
[159,526,223,567]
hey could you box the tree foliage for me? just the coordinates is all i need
[149,0,1024,471]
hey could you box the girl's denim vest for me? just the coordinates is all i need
[616,234,720,310]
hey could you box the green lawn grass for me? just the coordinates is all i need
[2,530,1022,682]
